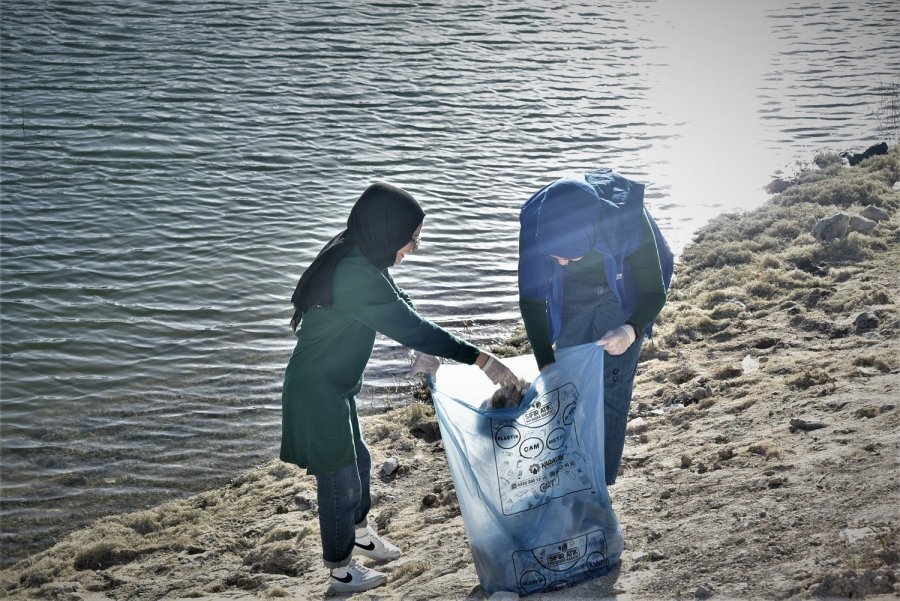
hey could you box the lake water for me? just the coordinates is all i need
[1,0,898,565]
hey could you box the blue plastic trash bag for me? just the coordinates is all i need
[431,343,623,596]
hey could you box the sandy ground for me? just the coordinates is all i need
[2,148,898,600]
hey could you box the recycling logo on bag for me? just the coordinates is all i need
[491,382,593,515]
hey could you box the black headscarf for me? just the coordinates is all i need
[289,182,425,331]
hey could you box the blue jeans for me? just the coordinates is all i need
[555,279,643,486]
[315,436,372,568]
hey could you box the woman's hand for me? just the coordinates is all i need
[476,352,518,387]
[408,352,440,381]
[597,325,637,356]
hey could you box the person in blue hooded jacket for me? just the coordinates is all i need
[518,168,673,486]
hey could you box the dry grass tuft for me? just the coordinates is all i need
[491,325,532,357]
[389,560,432,586]
[788,369,834,390]
[73,542,139,571]
[125,511,159,535]
[852,354,897,373]
[713,365,743,380]
[404,401,433,425]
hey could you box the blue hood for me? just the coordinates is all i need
[534,178,598,260]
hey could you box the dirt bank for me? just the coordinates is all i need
[2,147,898,600]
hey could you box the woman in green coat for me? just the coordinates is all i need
[282,182,517,593]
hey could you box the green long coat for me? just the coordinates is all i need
[280,246,480,475]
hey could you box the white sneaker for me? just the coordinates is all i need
[354,525,402,561]
[330,559,387,593]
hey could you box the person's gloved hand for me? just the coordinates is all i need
[479,353,518,387]
[597,324,637,356]
[408,352,440,381]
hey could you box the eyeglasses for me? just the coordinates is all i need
[410,236,421,251]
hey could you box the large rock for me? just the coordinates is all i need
[811,212,850,241]
[765,177,797,194]
[855,312,879,333]
[861,205,889,222]
[849,215,877,233]
[842,141,888,166]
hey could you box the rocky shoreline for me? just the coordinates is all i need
[2,146,898,600]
